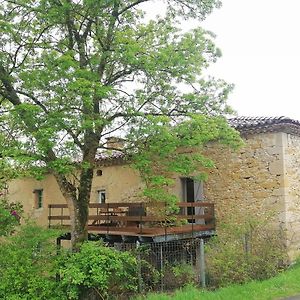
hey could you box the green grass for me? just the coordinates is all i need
[136,263,300,300]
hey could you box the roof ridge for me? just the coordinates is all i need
[229,116,292,121]
[229,116,300,135]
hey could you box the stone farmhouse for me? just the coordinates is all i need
[7,116,300,259]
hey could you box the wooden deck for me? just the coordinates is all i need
[48,202,215,242]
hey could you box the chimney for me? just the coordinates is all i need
[105,137,125,150]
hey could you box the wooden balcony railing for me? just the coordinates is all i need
[48,202,215,238]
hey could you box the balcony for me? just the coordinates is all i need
[48,202,215,243]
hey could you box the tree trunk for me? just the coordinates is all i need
[72,167,94,249]
[70,199,89,250]
[53,166,94,250]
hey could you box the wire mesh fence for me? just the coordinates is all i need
[112,238,205,292]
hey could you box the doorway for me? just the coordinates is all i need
[181,178,204,223]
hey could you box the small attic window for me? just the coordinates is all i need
[33,189,43,209]
[96,169,103,176]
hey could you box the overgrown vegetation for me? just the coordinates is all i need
[138,261,300,300]
[132,213,287,293]
[0,224,65,300]
[0,202,291,299]
[0,218,138,300]
[162,262,198,290]
[59,242,138,299]
[0,197,23,236]
[205,220,287,287]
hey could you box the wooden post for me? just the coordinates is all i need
[56,237,61,254]
[107,203,109,234]
[199,238,206,288]
[140,203,143,234]
[191,202,194,238]
[48,205,51,228]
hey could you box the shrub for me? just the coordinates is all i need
[0,223,140,300]
[162,262,197,290]
[206,221,287,287]
[0,223,65,300]
[59,241,138,299]
[0,198,23,236]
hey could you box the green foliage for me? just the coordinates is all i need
[0,223,139,300]
[136,263,300,300]
[0,0,242,245]
[131,115,242,207]
[0,0,240,179]
[0,224,66,300]
[59,241,138,299]
[0,198,23,236]
[0,158,22,189]
[0,0,234,175]
[133,244,161,292]
[205,221,286,287]
[163,262,197,289]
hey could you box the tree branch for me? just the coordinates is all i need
[117,0,149,16]
[106,68,135,85]
[0,63,62,165]
[0,65,21,106]
[16,90,48,113]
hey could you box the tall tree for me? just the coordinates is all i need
[0,0,241,248]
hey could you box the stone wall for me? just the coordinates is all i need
[284,133,300,259]
[201,132,287,244]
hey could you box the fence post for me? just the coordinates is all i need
[199,238,206,288]
[136,240,143,293]
[56,237,61,281]
[160,243,164,291]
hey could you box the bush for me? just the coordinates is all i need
[59,242,138,299]
[0,224,65,300]
[162,262,197,290]
[0,198,23,236]
[206,221,287,287]
[0,223,139,300]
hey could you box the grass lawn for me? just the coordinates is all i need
[136,263,300,300]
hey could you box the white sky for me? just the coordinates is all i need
[143,0,300,120]
[201,0,300,120]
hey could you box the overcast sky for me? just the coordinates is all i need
[201,0,300,120]
[143,0,300,120]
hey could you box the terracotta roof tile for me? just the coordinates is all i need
[94,151,126,166]
[229,116,300,135]
[94,116,300,164]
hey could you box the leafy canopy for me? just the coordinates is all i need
[0,0,241,203]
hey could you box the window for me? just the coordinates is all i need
[33,189,43,209]
[96,169,103,176]
[97,189,106,204]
